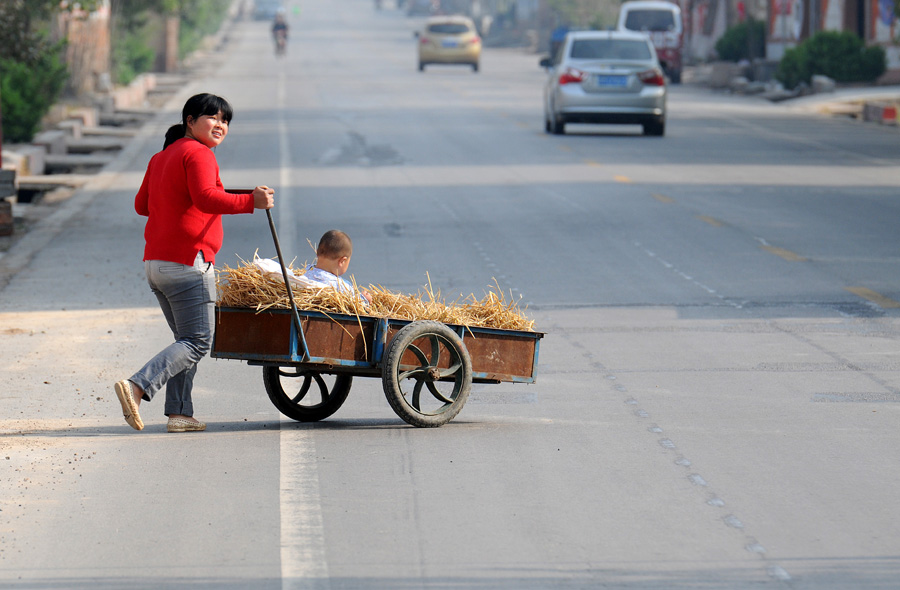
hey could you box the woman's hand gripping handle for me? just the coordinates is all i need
[253,186,275,210]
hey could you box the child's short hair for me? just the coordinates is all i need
[316,230,352,259]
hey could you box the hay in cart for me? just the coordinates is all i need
[216,257,536,332]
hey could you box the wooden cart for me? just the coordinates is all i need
[212,307,543,427]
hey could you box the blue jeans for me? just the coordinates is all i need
[129,252,215,417]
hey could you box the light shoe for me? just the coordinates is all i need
[167,417,207,433]
[114,380,144,431]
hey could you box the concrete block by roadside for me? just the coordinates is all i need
[99,111,154,128]
[16,174,89,203]
[709,62,744,88]
[57,118,83,140]
[43,154,114,174]
[32,130,67,156]
[65,136,127,154]
[3,146,46,176]
[111,73,157,110]
[82,125,138,138]
[67,107,100,128]
[17,175,90,192]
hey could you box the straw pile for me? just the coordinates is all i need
[216,259,536,332]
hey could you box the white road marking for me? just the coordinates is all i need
[280,425,329,589]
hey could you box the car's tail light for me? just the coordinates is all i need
[637,68,666,86]
[419,36,430,45]
[558,68,585,85]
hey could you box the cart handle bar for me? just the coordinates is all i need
[265,208,310,361]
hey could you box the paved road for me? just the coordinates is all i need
[1,0,900,588]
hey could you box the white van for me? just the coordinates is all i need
[617,0,683,83]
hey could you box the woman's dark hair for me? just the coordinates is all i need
[163,93,234,149]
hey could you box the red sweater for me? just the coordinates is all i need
[135,137,254,265]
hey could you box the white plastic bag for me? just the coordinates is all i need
[253,257,326,290]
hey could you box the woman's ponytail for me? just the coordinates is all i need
[163,123,185,150]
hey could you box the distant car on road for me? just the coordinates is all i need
[540,30,667,136]
[417,16,482,72]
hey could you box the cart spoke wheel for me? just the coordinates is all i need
[399,367,428,381]
[275,367,319,403]
[438,361,462,379]
[425,382,455,404]
[382,321,472,427]
[412,380,425,410]
[264,366,352,422]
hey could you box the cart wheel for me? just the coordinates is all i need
[263,367,352,422]
[382,321,472,427]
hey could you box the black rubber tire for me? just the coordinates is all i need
[643,119,665,137]
[382,321,472,427]
[551,115,565,135]
[418,62,425,72]
[263,366,352,422]
[472,62,479,72]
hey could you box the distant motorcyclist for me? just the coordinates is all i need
[272,11,289,56]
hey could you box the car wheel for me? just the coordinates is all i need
[544,115,552,134]
[643,119,665,137]
[551,115,565,135]
[472,62,479,72]
[418,61,425,72]
[669,69,682,84]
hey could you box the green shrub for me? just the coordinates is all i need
[861,44,887,80]
[776,44,808,90]
[0,45,68,143]
[776,31,886,89]
[715,18,766,62]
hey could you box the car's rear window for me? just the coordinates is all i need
[569,39,652,60]
[624,9,677,31]
[428,23,471,34]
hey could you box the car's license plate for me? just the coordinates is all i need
[442,40,458,48]
[595,75,627,87]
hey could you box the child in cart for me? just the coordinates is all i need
[304,229,372,304]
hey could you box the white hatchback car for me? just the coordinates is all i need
[541,30,667,136]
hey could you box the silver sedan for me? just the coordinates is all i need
[541,30,667,136]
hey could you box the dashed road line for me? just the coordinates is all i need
[636,241,743,309]
[761,244,807,262]
[846,286,900,309]
[614,378,793,584]
[756,238,807,262]
[697,215,724,227]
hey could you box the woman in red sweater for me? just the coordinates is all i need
[115,93,274,433]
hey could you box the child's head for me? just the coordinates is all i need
[316,230,353,276]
